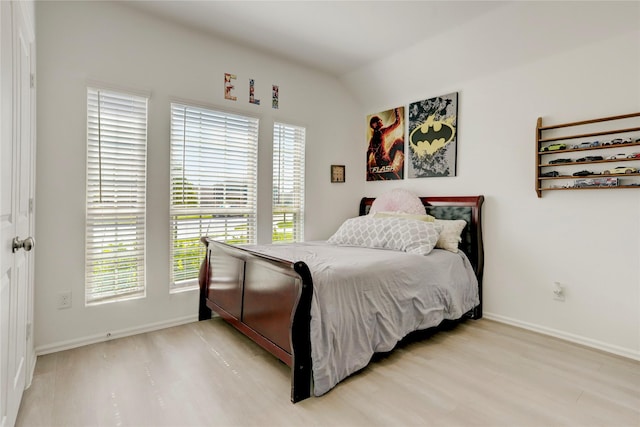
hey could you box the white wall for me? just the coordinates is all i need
[35,1,640,360]
[34,1,362,352]
[343,2,640,359]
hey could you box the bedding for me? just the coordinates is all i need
[239,241,479,396]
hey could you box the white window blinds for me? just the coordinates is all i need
[85,87,148,305]
[170,103,258,291]
[272,122,305,243]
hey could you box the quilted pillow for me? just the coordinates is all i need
[327,216,442,255]
[434,219,467,253]
[369,188,426,215]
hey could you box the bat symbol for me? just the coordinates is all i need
[409,116,455,156]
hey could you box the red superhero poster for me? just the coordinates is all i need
[366,106,405,181]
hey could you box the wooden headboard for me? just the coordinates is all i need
[359,195,485,318]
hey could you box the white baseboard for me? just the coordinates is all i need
[35,315,198,356]
[35,312,640,362]
[484,312,640,361]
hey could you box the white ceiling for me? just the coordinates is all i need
[122,1,505,76]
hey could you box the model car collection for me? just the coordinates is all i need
[542,134,640,188]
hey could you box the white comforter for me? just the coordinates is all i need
[243,241,479,396]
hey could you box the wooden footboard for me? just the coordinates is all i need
[198,237,314,403]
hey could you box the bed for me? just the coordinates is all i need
[198,195,484,403]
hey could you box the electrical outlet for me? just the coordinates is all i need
[57,291,72,309]
[553,281,565,301]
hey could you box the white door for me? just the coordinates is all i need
[0,1,35,426]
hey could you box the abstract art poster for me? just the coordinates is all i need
[408,92,458,178]
[366,106,405,181]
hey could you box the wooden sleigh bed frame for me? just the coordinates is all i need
[198,195,484,403]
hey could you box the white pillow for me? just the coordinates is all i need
[328,216,442,255]
[434,219,467,253]
[370,189,426,215]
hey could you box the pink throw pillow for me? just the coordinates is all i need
[370,189,426,215]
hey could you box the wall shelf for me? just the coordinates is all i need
[535,112,640,197]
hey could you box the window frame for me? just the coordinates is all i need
[272,121,306,244]
[85,86,148,305]
[169,101,259,292]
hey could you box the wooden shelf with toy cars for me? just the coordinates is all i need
[536,112,640,197]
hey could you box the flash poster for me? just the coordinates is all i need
[366,106,405,181]
[408,92,458,178]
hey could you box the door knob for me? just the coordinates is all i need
[12,236,34,253]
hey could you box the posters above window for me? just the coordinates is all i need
[408,92,458,178]
[366,106,405,181]
[223,73,280,109]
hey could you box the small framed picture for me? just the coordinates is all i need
[331,165,345,183]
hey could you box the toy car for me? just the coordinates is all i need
[541,143,567,152]
[626,152,640,159]
[574,179,596,188]
[549,158,572,164]
[575,177,618,187]
[595,177,619,187]
[603,166,639,174]
[572,141,600,149]
[607,154,627,160]
[576,156,603,162]
[573,170,595,176]
[610,138,631,145]
[540,171,560,177]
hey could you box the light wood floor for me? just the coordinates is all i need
[16,318,640,427]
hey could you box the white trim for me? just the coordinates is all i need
[168,95,260,121]
[484,312,640,361]
[25,347,36,389]
[35,315,197,356]
[85,79,152,100]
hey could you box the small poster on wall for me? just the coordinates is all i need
[366,106,405,181]
[224,73,237,101]
[249,79,260,105]
[272,85,279,109]
[408,92,458,178]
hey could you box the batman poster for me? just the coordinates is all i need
[366,106,405,181]
[408,92,458,178]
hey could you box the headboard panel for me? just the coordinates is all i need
[359,195,485,318]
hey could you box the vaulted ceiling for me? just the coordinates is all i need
[123,1,505,76]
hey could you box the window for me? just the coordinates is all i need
[170,103,258,291]
[272,122,305,243]
[85,87,148,305]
